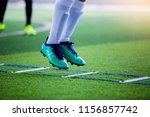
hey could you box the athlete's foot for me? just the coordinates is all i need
[60,41,86,66]
[0,23,5,31]
[24,25,37,35]
[41,41,69,69]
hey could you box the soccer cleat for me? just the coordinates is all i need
[24,25,37,35]
[41,42,69,69]
[60,41,86,66]
[0,23,5,31]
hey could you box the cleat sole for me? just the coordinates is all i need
[49,62,68,70]
[41,49,68,69]
[67,60,85,67]
[40,50,46,57]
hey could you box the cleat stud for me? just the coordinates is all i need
[70,62,73,65]
[40,51,46,56]
[49,62,54,67]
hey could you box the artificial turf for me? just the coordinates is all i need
[0,7,150,100]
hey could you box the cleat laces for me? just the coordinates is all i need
[61,42,77,56]
[51,44,63,60]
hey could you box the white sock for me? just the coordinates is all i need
[46,0,74,44]
[59,0,85,42]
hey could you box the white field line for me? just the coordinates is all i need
[61,72,99,78]
[14,67,50,74]
[120,76,150,83]
[0,20,50,38]
[0,63,4,66]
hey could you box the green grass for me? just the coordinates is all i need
[0,8,150,100]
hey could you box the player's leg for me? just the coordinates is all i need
[25,0,32,25]
[60,0,86,66]
[41,0,75,69]
[24,0,36,35]
[0,0,8,31]
[46,0,75,44]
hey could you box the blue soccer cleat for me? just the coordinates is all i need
[41,41,69,69]
[60,41,86,66]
